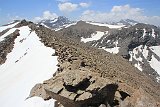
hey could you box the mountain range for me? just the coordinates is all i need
[0,17,160,107]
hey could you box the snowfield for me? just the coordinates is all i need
[101,40,120,54]
[149,46,160,77]
[0,22,19,32]
[0,28,17,42]
[0,26,58,107]
[129,45,160,82]
[54,22,77,31]
[86,22,125,29]
[81,31,105,43]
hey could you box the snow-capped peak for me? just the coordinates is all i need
[115,19,138,26]
[38,16,73,29]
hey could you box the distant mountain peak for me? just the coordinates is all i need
[116,19,138,26]
[38,16,73,29]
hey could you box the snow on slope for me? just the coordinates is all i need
[40,23,51,29]
[130,45,143,71]
[149,46,160,76]
[81,31,105,43]
[0,28,17,42]
[129,45,160,82]
[86,22,125,29]
[65,22,77,28]
[54,22,77,31]
[101,40,120,54]
[0,22,19,32]
[0,26,58,107]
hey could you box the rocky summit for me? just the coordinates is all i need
[0,20,160,107]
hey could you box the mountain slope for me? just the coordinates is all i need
[58,21,160,83]
[0,20,160,107]
[0,21,58,107]
[86,23,160,83]
[30,21,160,106]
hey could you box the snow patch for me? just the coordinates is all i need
[142,28,146,38]
[54,22,77,31]
[81,31,105,43]
[149,46,160,76]
[129,45,160,82]
[50,18,58,23]
[65,22,77,28]
[102,47,120,54]
[101,40,119,54]
[0,28,17,42]
[134,63,143,71]
[0,22,19,32]
[129,45,143,71]
[0,26,58,107]
[86,22,125,29]
[40,23,50,29]
[152,29,156,38]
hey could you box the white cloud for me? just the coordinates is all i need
[81,4,160,26]
[58,2,78,12]
[33,11,58,22]
[56,0,70,2]
[6,14,24,22]
[79,2,90,8]
[58,2,90,13]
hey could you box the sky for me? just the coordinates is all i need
[0,0,160,26]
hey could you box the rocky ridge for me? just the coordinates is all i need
[56,21,160,83]
[28,21,160,106]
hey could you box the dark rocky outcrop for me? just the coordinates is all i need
[0,29,20,64]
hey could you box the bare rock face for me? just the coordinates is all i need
[31,69,119,107]
[31,68,160,107]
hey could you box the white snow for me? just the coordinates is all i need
[0,26,58,107]
[0,22,19,32]
[50,18,58,23]
[150,46,160,56]
[101,40,119,54]
[129,51,133,61]
[65,22,77,28]
[130,45,143,71]
[156,77,160,83]
[102,47,120,54]
[152,29,156,38]
[54,22,77,31]
[100,32,109,44]
[134,63,143,71]
[0,28,17,42]
[86,22,125,29]
[142,28,146,38]
[149,46,160,76]
[142,45,149,59]
[81,31,105,43]
[40,23,50,29]
[129,45,160,82]
[149,55,160,76]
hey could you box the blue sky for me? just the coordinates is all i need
[0,0,160,26]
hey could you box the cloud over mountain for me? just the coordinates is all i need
[81,4,160,26]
